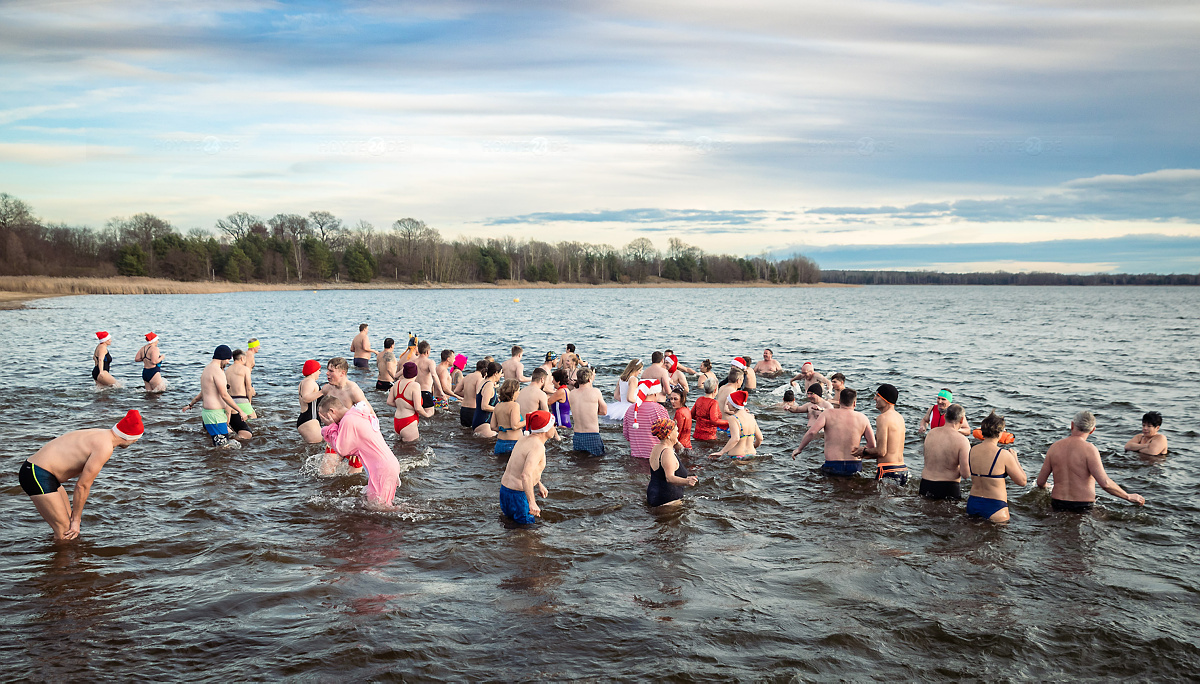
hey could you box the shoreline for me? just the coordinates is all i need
[0,275,852,309]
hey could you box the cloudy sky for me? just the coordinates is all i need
[1,0,1198,272]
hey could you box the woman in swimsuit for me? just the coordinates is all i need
[712,391,761,459]
[646,418,699,507]
[694,359,717,396]
[547,369,572,429]
[491,379,525,455]
[297,360,325,443]
[134,332,167,392]
[473,361,503,437]
[91,331,118,387]
[604,358,643,422]
[388,362,434,442]
[966,411,1028,522]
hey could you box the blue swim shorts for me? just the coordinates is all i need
[820,460,863,476]
[494,439,517,455]
[572,432,605,457]
[500,485,536,524]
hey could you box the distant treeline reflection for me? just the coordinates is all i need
[0,193,820,286]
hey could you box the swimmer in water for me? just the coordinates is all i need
[349,323,377,370]
[829,372,846,397]
[740,355,757,391]
[319,396,402,509]
[640,352,671,403]
[91,331,117,387]
[789,362,829,398]
[499,410,556,524]
[669,387,693,457]
[711,391,761,459]
[387,362,434,442]
[517,368,551,417]
[547,368,573,428]
[854,384,907,485]
[297,360,324,443]
[918,403,971,500]
[965,411,1027,522]
[691,377,729,442]
[19,409,144,541]
[791,388,875,476]
[1124,411,1168,456]
[773,389,800,411]
[473,361,504,438]
[568,367,608,456]
[1036,410,1145,512]
[647,418,699,507]
[715,365,745,416]
[436,350,461,401]
[134,332,167,392]
[321,357,374,420]
[754,348,783,375]
[666,353,689,392]
[663,349,695,376]
[919,388,972,436]
[539,351,558,376]
[415,340,446,408]
[790,384,833,432]
[224,349,255,440]
[245,337,261,371]
[694,359,718,396]
[492,379,525,455]
[458,359,488,428]
[376,337,397,392]
[181,345,246,448]
[501,345,531,384]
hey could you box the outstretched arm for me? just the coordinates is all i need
[792,412,826,458]
[1089,451,1144,504]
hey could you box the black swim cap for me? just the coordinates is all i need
[807,383,823,396]
[876,383,899,405]
[213,344,233,360]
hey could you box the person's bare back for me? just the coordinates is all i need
[517,380,549,417]
[568,382,607,433]
[922,425,970,481]
[1036,414,1144,507]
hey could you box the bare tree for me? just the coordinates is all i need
[392,218,427,258]
[268,213,310,280]
[107,213,175,275]
[215,212,262,241]
[0,193,36,230]
[309,211,345,249]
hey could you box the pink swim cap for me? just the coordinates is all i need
[454,354,468,371]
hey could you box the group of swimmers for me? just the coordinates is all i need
[16,333,1163,540]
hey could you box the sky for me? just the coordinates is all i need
[1,0,1198,273]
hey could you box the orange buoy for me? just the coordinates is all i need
[973,428,1014,444]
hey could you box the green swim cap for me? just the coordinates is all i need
[937,389,953,401]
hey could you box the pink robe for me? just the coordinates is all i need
[322,406,401,506]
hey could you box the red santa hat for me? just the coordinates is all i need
[802,361,813,369]
[631,378,662,428]
[96,331,111,344]
[524,410,555,435]
[302,359,321,376]
[112,409,144,441]
[145,332,157,342]
[726,390,748,411]
[667,354,679,374]
[731,357,746,370]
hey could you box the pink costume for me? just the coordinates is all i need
[321,405,401,506]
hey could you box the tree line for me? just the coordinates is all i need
[0,193,821,286]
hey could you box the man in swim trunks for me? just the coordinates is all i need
[415,340,446,407]
[754,349,782,375]
[387,362,433,442]
[919,388,972,436]
[918,403,971,500]
[854,383,907,484]
[1125,411,1168,456]
[224,349,256,440]
[789,362,830,398]
[319,396,402,508]
[499,410,556,524]
[181,345,247,448]
[321,356,375,420]
[791,388,875,475]
[376,338,397,391]
[350,323,377,369]
[135,332,168,392]
[19,409,144,540]
[502,345,531,383]
[458,359,488,427]
[517,368,552,417]
[1036,410,1145,512]
[568,368,608,456]
[436,349,461,402]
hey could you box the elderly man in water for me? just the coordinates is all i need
[19,409,144,540]
[919,388,971,436]
[919,403,971,500]
[1036,410,1145,512]
[790,362,830,398]
[754,349,783,375]
[499,410,556,524]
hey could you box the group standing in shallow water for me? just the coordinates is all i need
[15,330,1166,541]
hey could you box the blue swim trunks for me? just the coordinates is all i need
[572,432,605,457]
[494,439,517,455]
[966,495,1008,518]
[821,460,863,476]
[500,485,536,524]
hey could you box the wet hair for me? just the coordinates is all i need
[232,349,245,361]
[672,386,688,404]
[511,345,522,357]
[552,368,569,386]
[486,361,503,379]
[701,359,712,372]
[576,367,593,384]
[1142,411,1162,428]
[620,359,643,381]
[566,344,576,353]
[839,388,857,407]
[783,389,795,402]
[725,367,744,385]
[417,340,430,355]
[945,403,965,425]
[476,359,489,372]
[651,351,664,364]
[384,337,395,349]
[498,379,520,402]
[359,323,368,331]
[441,349,453,361]
[831,372,846,383]
[980,410,1004,438]
[328,357,348,372]
[1073,410,1096,433]
[703,378,717,394]
[531,367,548,383]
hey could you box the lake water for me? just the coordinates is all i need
[1,286,1198,680]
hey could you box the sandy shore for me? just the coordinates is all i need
[0,276,851,309]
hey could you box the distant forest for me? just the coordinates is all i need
[820,270,1200,286]
[0,193,820,286]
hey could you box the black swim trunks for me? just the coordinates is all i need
[376,380,393,391]
[421,390,435,409]
[1051,499,1095,513]
[19,461,62,496]
[353,357,370,369]
[459,406,473,428]
[918,479,962,501]
[229,411,252,435]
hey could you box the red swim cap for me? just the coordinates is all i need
[302,359,321,376]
